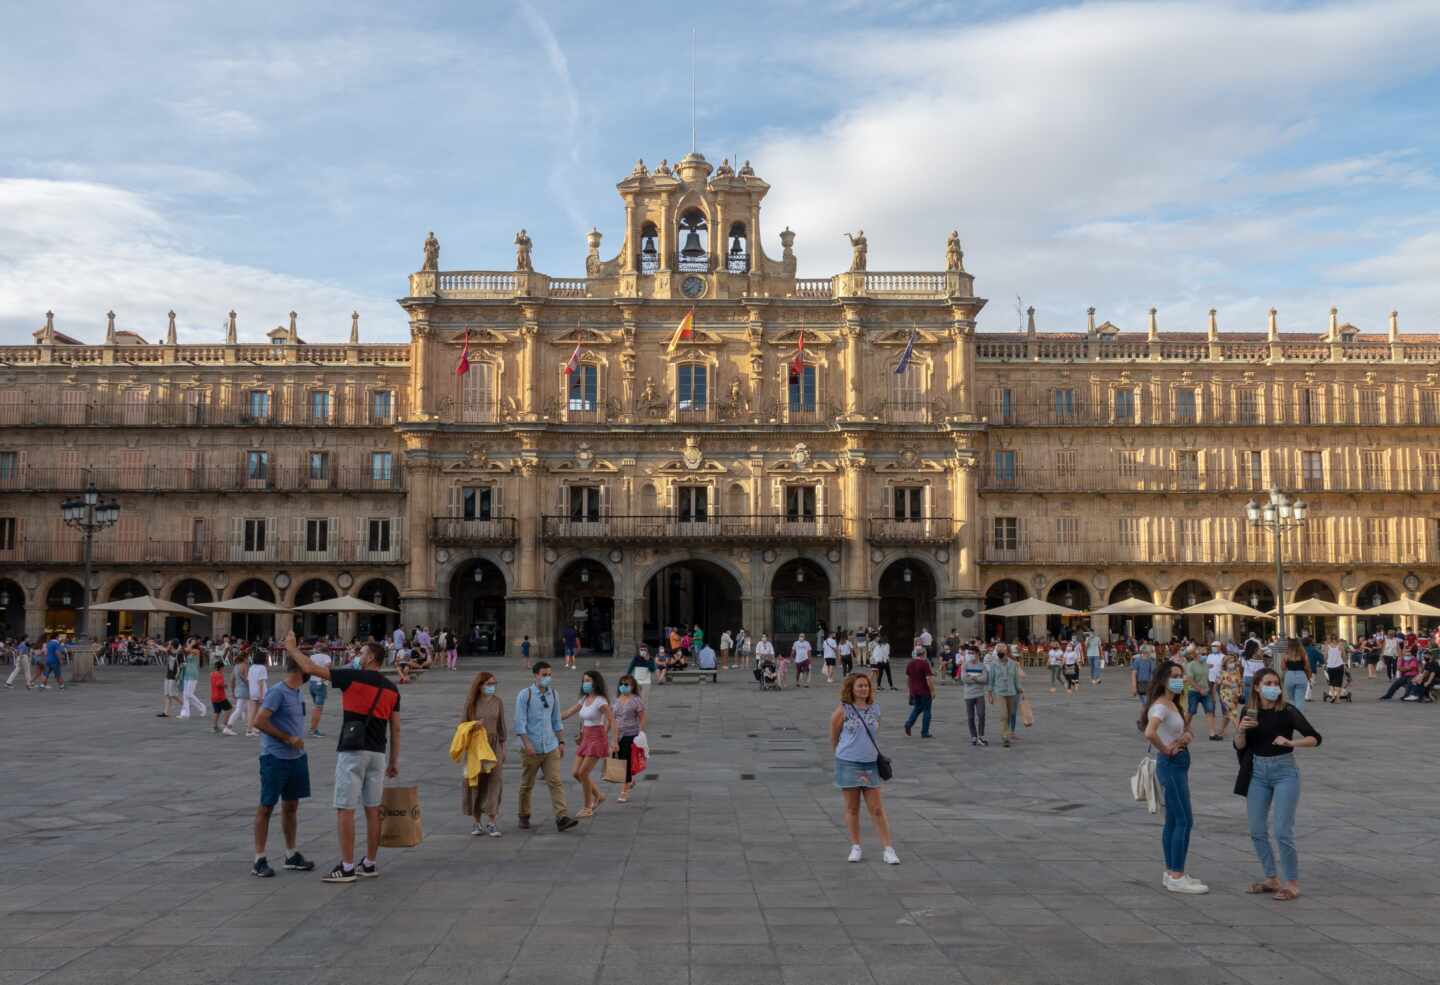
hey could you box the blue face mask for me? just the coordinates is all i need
[618,684,631,694]
[482,684,497,696]
[1167,678,1185,694]
[1259,685,1282,702]
[538,676,552,689]
[581,681,593,694]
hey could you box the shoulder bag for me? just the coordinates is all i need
[338,679,385,752]
[1233,743,1253,797]
[848,704,892,781]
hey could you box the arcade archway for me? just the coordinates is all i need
[167,579,213,640]
[450,560,508,655]
[1233,580,1274,640]
[1421,584,1440,634]
[106,578,149,638]
[44,579,83,636]
[983,579,1027,642]
[295,579,338,639]
[1293,580,1337,641]
[231,579,276,642]
[771,558,830,649]
[878,560,936,654]
[1172,579,1214,643]
[555,559,613,655]
[0,578,25,640]
[643,559,742,648]
[1356,581,1397,637]
[357,579,401,642]
[1046,580,1090,640]
[1109,579,1154,642]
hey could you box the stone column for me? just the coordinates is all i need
[947,451,982,639]
[510,455,546,657]
[834,452,871,632]
[842,307,864,417]
[409,316,431,420]
[520,314,540,420]
[950,310,974,413]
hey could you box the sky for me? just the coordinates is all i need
[2,0,1439,344]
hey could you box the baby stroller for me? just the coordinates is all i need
[754,658,780,691]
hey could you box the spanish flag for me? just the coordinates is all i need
[667,308,695,354]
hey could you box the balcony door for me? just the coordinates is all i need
[677,485,708,523]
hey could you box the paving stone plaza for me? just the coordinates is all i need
[1,660,1437,985]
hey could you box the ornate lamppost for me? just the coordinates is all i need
[1245,487,1306,655]
[60,482,120,648]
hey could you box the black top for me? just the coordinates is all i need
[1244,705,1322,757]
[1283,655,1307,671]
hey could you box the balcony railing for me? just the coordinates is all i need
[867,517,958,545]
[540,514,849,544]
[977,466,1440,495]
[0,394,407,429]
[0,465,404,493]
[974,336,1440,365]
[431,516,518,546]
[982,539,1433,567]
[3,538,406,566]
[982,396,1436,428]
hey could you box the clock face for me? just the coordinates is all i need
[681,275,706,299]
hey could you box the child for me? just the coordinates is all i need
[211,660,236,734]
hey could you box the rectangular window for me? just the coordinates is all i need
[0,451,15,481]
[1301,451,1324,491]
[676,364,707,412]
[992,450,1017,486]
[185,388,208,425]
[891,364,924,421]
[788,364,816,413]
[245,450,269,481]
[1113,388,1134,423]
[1247,451,1264,491]
[569,485,601,522]
[1177,450,1200,489]
[1117,517,1140,546]
[1297,388,1316,425]
[992,517,1019,551]
[370,452,393,482]
[995,388,1015,425]
[246,390,271,421]
[1365,517,1388,547]
[893,487,924,521]
[785,485,817,521]
[1118,450,1141,478]
[243,518,267,553]
[462,486,493,521]
[1426,452,1440,492]
[309,390,331,424]
[371,390,393,423]
[1359,388,1382,425]
[677,486,709,522]
[1055,450,1077,483]
[1055,516,1080,544]
[567,364,598,412]
[1236,388,1260,425]
[305,518,329,553]
[462,364,495,423]
[0,517,15,551]
[1174,387,1197,424]
[1360,451,1383,489]
[367,518,392,553]
[1053,388,1076,422]
[307,452,329,482]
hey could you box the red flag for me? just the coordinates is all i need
[455,329,471,376]
[563,342,582,380]
[788,329,805,384]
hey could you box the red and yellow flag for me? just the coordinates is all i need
[667,309,695,354]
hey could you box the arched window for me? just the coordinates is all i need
[889,361,925,422]
[566,362,599,417]
[462,362,496,422]
[676,364,708,416]
[677,210,708,272]
[638,222,659,275]
[726,221,749,273]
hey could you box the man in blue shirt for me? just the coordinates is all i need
[40,635,66,690]
[513,661,577,832]
[251,656,316,877]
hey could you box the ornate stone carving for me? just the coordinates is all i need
[514,229,533,271]
[844,230,867,272]
[422,231,439,271]
[682,437,703,471]
[946,230,964,272]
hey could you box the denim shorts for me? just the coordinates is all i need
[308,680,328,706]
[334,750,387,810]
[1187,689,1215,715]
[834,759,881,790]
[259,753,311,806]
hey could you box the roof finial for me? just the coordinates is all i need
[1147,307,1158,341]
[350,311,361,344]
[106,310,116,344]
[1328,306,1338,341]
[166,310,177,346]
[288,310,299,344]
[1026,306,1036,336]
[1207,308,1218,342]
[1267,308,1278,341]
[1388,309,1399,342]
[226,310,237,345]
[1086,307,1096,335]
[43,311,54,342]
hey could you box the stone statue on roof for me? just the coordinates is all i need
[422,231,440,271]
[514,229,533,272]
[845,230,867,272]
[946,230,963,272]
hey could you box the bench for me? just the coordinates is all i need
[667,667,720,684]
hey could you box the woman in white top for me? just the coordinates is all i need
[870,637,895,691]
[1141,663,1207,894]
[736,630,752,670]
[561,670,614,818]
[1061,641,1082,696]
[720,630,734,669]
[1322,636,1348,702]
[1047,642,1063,693]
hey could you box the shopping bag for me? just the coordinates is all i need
[630,743,648,776]
[1019,695,1035,727]
[602,756,627,784]
[379,785,423,848]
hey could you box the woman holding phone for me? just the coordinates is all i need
[1140,662,1207,894]
[1235,667,1322,901]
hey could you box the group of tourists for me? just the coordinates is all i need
[1,634,68,690]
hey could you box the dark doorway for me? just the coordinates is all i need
[1234,580,1274,640]
[1173,579,1214,643]
[167,578,213,640]
[45,578,83,637]
[357,579,401,642]
[555,560,613,655]
[983,579,1027,642]
[0,579,24,640]
[106,579,149,638]
[1109,579,1154,642]
[295,579,338,639]
[643,559,743,647]
[770,558,830,649]
[1293,580,1337,641]
[1356,581,1396,637]
[451,561,508,655]
[1046,580,1091,639]
[878,560,936,656]
[231,578,276,642]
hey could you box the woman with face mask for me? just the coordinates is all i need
[1140,663,1206,894]
[460,671,507,837]
[562,671,614,818]
[610,674,648,803]
[1235,668,1321,901]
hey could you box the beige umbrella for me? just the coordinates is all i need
[982,597,1085,618]
[193,594,291,613]
[291,595,399,614]
[1090,597,1177,616]
[87,594,202,617]
[1363,597,1440,619]
[1268,597,1363,617]
[1181,597,1272,619]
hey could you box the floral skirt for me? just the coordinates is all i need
[577,725,609,759]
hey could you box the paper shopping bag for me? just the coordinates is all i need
[1019,695,1035,728]
[379,785,423,847]
[602,756,627,784]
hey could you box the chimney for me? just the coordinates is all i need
[1026,306,1036,337]
[350,311,360,344]
[1267,308,1278,342]
[166,310,177,346]
[1388,309,1399,342]
[1147,307,1158,341]
[1207,309,1218,342]
[226,310,238,345]
[106,310,116,344]
[288,310,299,344]
[1086,307,1096,336]
[1328,306,1338,341]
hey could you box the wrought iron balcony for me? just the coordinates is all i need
[867,517,958,545]
[540,514,849,545]
[431,516,518,546]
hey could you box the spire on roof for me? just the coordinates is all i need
[288,311,299,344]
[106,310,116,344]
[350,311,360,344]
[227,310,237,345]
[1267,308,1277,342]
[1328,306,1339,342]
[1086,306,1096,336]
[1147,307,1158,342]
[1389,309,1399,342]
[166,310,177,346]
[1207,309,1218,342]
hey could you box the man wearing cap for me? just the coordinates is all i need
[1204,641,1227,741]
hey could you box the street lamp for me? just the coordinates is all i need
[1244,487,1307,658]
[60,480,120,646]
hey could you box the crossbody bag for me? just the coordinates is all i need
[337,684,384,752]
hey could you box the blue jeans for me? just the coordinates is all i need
[1283,670,1308,708]
[1089,655,1102,681]
[1155,750,1193,874]
[904,695,933,736]
[1247,754,1300,882]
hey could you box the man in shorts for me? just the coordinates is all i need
[307,644,332,738]
[251,656,315,877]
[822,631,838,683]
[285,634,400,883]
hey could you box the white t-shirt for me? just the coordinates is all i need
[754,640,775,660]
[247,663,269,698]
[1325,645,1344,669]
[870,642,890,665]
[1205,652,1225,683]
[792,639,812,663]
[1383,637,1400,657]
[1148,700,1186,748]
[1242,657,1266,679]
[310,651,333,680]
[838,641,852,657]
[822,638,837,661]
[578,696,608,726]
[392,628,406,648]
[1047,647,1062,666]
[919,630,933,647]
[1062,647,1079,667]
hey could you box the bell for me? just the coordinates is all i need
[729,234,743,256]
[680,229,705,259]
[641,234,657,258]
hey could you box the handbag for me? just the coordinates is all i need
[1233,744,1253,797]
[338,685,384,752]
[848,704,892,781]
[602,756,628,784]
[1019,695,1035,727]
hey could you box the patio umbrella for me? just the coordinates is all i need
[982,597,1085,618]
[193,594,291,613]
[1089,597,1177,616]
[1269,597,1364,617]
[86,594,201,617]
[1362,597,1440,619]
[1181,597,1272,619]
[290,595,399,614]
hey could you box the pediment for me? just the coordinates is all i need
[875,458,946,473]
[550,459,620,474]
[551,327,612,345]
[447,328,509,345]
[442,458,512,474]
[768,329,832,347]
[768,460,838,474]
[653,459,729,475]
[669,329,725,348]
[872,329,934,345]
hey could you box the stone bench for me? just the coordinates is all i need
[667,667,720,684]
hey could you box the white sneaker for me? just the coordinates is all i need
[847,845,862,863]
[882,847,900,865]
[1163,873,1208,894]
[471,823,485,836]
[222,727,238,736]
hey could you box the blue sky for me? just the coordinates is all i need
[2,0,1439,343]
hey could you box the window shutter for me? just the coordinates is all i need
[492,482,502,518]
[599,483,609,518]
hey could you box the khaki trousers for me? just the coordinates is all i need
[518,748,568,819]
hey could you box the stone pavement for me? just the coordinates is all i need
[1,658,1438,985]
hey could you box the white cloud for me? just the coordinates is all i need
[0,178,402,344]
[752,0,1440,333]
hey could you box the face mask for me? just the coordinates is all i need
[618,684,631,694]
[1260,685,1282,702]
[1167,678,1185,694]
[482,684,497,696]
[581,681,593,694]
[538,676,553,689]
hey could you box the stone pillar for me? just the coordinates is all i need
[842,307,864,417]
[521,316,540,419]
[510,456,546,657]
[950,310,974,413]
[947,449,982,640]
[834,452,870,632]
[409,316,431,419]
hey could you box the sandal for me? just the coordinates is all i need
[576,807,594,818]
[617,793,629,803]
[1247,881,1280,894]
[1272,888,1301,901]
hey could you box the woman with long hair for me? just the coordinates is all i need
[460,670,507,836]
[1140,662,1207,894]
[611,674,647,803]
[1235,667,1321,900]
[1280,639,1311,707]
[561,670,613,818]
[828,673,899,864]
[1216,650,1244,736]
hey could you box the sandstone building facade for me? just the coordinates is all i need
[1,152,1436,653]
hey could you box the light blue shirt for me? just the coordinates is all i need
[513,684,563,755]
[698,645,717,669]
